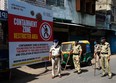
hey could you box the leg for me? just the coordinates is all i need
[51,59,55,77]
[105,57,112,78]
[57,58,61,77]
[96,54,100,69]
[101,56,105,76]
[73,55,81,73]
[96,54,99,68]
[76,56,81,73]
[73,55,77,71]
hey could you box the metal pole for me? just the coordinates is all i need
[45,61,47,70]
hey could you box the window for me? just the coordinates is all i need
[20,0,37,4]
[86,2,91,13]
[80,0,86,12]
[92,3,95,14]
[61,44,72,52]
[46,0,64,7]
[20,0,46,7]
[76,0,95,14]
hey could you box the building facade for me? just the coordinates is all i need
[0,0,96,51]
[46,0,96,43]
[96,0,116,54]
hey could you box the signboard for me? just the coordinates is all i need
[8,0,53,68]
[0,10,7,21]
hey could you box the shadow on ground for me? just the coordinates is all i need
[61,72,70,77]
[112,73,116,78]
[0,62,52,83]
[28,62,51,69]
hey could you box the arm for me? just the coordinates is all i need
[94,45,97,59]
[107,44,111,61]
[49,52,52,61]
[70,45,73,55]
[49,46,53,61]
[79,45,82,58]
[94,51,97,59]
[79,50,82,58]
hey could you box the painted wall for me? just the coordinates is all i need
[110,35,116,54]
[96,0,112,11]
[0,0,7,10]
[52,0,95,26]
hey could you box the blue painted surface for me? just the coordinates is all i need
[110,36,116,54]
[86,44,91,53]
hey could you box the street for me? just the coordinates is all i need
[1,55,116,83]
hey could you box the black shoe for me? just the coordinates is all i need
[108,75,112,79]
[96,67,101,70]
[77,71,82,74]
[101,74,106,77]
[52,76,55,79]
[73,71,78,73]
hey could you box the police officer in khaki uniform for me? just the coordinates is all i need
[71,41,82,74]
[100,37,112,79]
[49,39,61,79]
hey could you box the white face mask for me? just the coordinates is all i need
[53,42,58,47]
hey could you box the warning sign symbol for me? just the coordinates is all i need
[40,22,52,40]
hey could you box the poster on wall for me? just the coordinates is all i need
[8,0,53,68]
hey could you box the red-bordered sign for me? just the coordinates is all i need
[39,22,52,41]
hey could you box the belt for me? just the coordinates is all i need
[73,53,79,55]
[51,55,60,59]
[101,52,108,54]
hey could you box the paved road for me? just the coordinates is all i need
[1,55,116,83]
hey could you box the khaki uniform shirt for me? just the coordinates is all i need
[73,44,82,54]
[100,42,111,56]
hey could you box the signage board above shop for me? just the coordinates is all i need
[0,10,8,21]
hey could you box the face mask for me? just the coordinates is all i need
[53,42,58,47]
[101,39,105,44]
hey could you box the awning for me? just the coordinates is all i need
[54,22,85,27]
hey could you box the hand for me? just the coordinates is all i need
[70,50,73,55]
[94,55,96,59]
[49,58,51,61]
[75,57,79,61]
[108,56,110,61]
[94,53,96,59]
[49,56,51,61]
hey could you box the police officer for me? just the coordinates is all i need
[49,39,61,79]
[71,41,82,74]
[94,41,101,70]
[100,37,112,79]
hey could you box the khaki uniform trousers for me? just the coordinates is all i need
[100,54,112,76]
[73,55,81,72]
[95,52,101,68]
[51,57,61,76]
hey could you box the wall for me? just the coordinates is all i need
[96,0,112,11]
[0,0,7,10]
[52,0,95,26]
[110,35,116,54]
